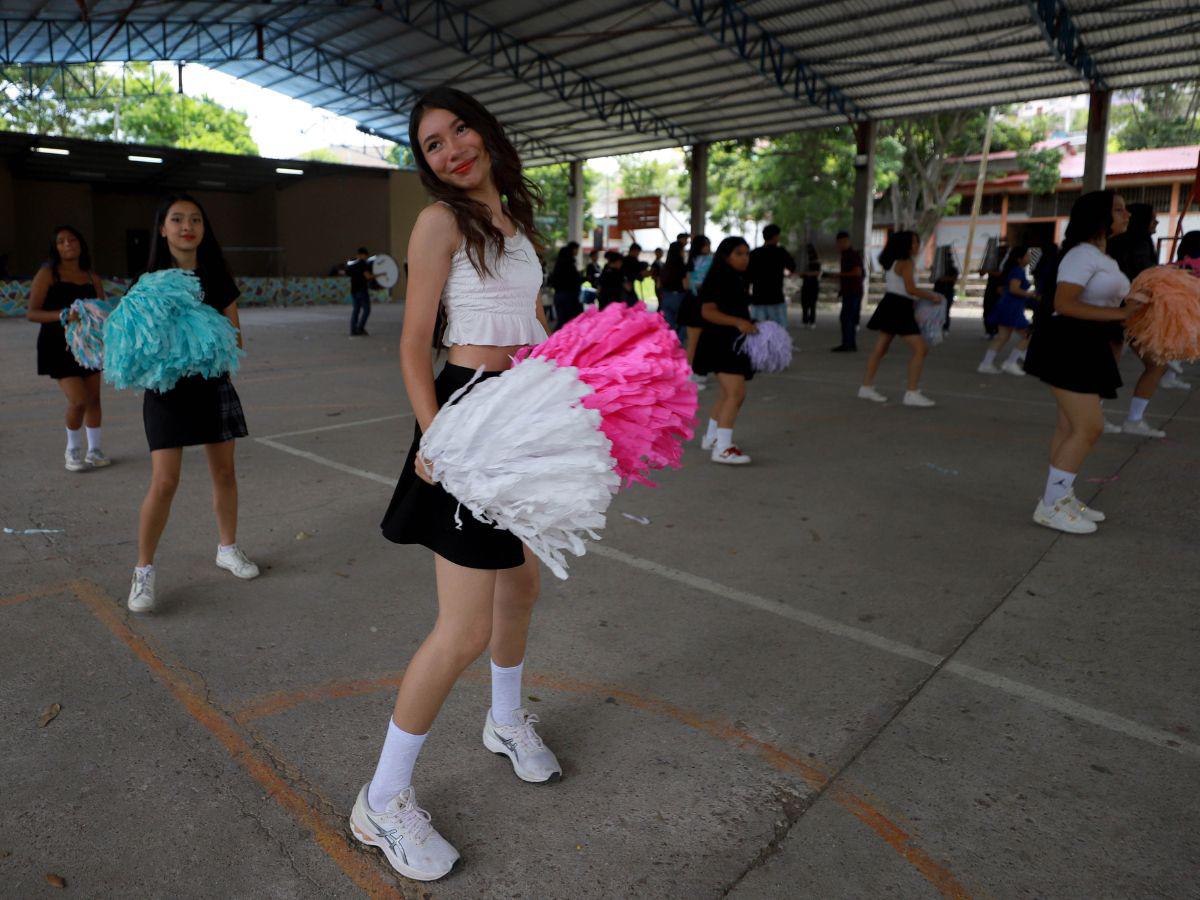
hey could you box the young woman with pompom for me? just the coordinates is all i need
[125,194,257,615]
[693,236,758,464]
[358,88,558,882]
[1023,190,1132,534]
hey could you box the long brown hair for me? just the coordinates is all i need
[408,87,545,278]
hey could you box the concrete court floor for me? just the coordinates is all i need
[1,301,1197,900]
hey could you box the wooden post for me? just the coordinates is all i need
[960,106,996,288]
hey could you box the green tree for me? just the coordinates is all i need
[118,93,258,154]
[1017,147,1064,195]
[386,143,415,168]
[617,152,685,201]
[297,147,341,163]
[526,161,598,250]
[1114,83,1200,150]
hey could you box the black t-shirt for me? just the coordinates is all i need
[598,266,626,305]
[839,248,864,296]
[620,255,642,287]
[199,266,241,312]
[346,258,370,292]
[698,264,750,322]
[748,244,796,304]
[585,262,601,286]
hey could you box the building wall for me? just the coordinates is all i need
[12,179,94,275]
[276,173,391,283]
[387,170,427,297]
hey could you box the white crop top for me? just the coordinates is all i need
[884,265,918,300]
[1055,242,1130,308]
[441,229,547,348]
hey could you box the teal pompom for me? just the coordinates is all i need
[102,269,244,392]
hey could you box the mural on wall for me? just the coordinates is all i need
[0,277,392,318]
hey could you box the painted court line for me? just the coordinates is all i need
[258,411,413,441]
[252,438,1200,762]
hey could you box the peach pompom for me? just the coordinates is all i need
[1125,266,1200,363]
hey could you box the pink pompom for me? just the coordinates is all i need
[1126,266,1200,363]
[515,303,698,487]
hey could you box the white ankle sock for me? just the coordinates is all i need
[367,719,427,812]
[716,428,733,452]
[704,418,719,443]
[66,427,83,451]
[490,659,524,726]
[85,426,102,451]
[1043,465,1076,507]
[981,349,997,367]
[218,543,237,553]
[1128,397,1149,422]
[135,564,154,576]
[1005,349,1022,365]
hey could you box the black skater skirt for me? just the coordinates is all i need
[1023,315,1123,399]
[866,292,920,336]
[677,292,705,328]
[37,322,98,380]
[143,374,248,451]
[380,363,526,570]
[692,324,754,380]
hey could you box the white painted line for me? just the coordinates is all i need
[587,544,942,666]
[251,437,1200,760]
[258,412,413,441]
[252,437,395,486]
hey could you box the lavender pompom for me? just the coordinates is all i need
[736,320,794,373]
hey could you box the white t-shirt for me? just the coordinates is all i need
[1055,242,1130,308]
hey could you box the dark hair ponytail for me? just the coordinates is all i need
[1060,190,1115,260]
[878,230,916,271]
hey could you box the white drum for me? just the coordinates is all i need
[369,253,400,289]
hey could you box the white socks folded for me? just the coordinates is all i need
[1127,397,1149,422]
[704,418,718,445]
[86,426,102,451]
[981,349,997,367]
[716,428,733,453]
[490,658,524,727]
[1043,465,1076,507]
[1005,348,1024,365]
[367,719,428,812]
[66,427,83,451]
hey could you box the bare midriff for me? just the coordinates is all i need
[446,343,528,372]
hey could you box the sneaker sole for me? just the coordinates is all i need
[1032,514,1097,535]
[87,460,112,468]
[711,457,751,465]
[215,559,260,579]
[482,729,562,784]
[127,603,156,614]
[65,463,89,472]
[349,817,458,882]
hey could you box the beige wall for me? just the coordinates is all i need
[387,169,427,297]
[0,165,14,275]
[12,179,94,275]
[276,174,390,281]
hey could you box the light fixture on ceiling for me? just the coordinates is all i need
[275,167,304,175]
[33,146,70,156]
[128,154,164,164]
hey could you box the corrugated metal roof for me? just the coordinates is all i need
[2,0,1197,166]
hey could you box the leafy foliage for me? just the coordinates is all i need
[1016,147,1063,195]
[527,161,598,250]
[1113,84,1200,151]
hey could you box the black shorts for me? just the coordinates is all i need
[380,363,526,570]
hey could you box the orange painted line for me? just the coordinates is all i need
[0,582,73,608]
[233,669,972,898]
[66,580,408,900]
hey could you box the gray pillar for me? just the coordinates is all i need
[567,159,585,261]
[689,142,709,237]
[1082,88,1111,193]
[851,120,877,271]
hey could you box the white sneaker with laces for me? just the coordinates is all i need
[349,784,459,881]
[85,448,111,467]
[712,445,752,465]
[1102,419,1123,434]
[902,390,936,408]
[977,362,1001,375]
[215,545,260,579]
[857,385,887,403]
[701,433,716,451]
[1122,418,1166,438]
[483,708,563,783]
[1001,360,1025,376]
[64,448,87,472]
[127,567,156,613]
[1160,370,1191,390]
[1065,490,1105,523]
[1033,498,1097,534]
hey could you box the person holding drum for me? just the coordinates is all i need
[346,246,376,336]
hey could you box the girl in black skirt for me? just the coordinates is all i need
[126,194,257,615]
[1024,190,1132,534]
[693,236,757,465]
[350,88,558,883]
[858,230,943,407]
[26,226,109,471]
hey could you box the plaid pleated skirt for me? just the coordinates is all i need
[143,374,248,451]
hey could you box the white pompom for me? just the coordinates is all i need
[420,358,620,579]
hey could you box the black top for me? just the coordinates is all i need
[42,275,95,312]
[196,266,241,312]
[549,259,584,292]
[1107,233,1157,281]
[839,248,864,295]
[598,266,627,305]
[619,255,642,287]
[346,259,370,292]
[748,244,796,304]
[660,260,686,293]
[698,264,750,321]
[585,262,602,286]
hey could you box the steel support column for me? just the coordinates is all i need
[1082,87,1111,193]
[567,159,585,253]
[689,142,709,239]
[851,120,876,275]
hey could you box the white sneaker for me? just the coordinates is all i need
[712,445,751,465]
[1160,370,1191,390]
[64,448,87,472]
[1122,418,1166,438]
[483,708,563,783]
[1033,498,1098,534]
[1001,360,1026,376]
[902,390,936,408]
[1065,490,1105,523]
[85,448,111,467]
[701,431,717,451]
[215,545,260,579]
[1102,419,1123,434]
[977,362,1001,374]
[349,785,459,882]
[857,385,887,403]
[127,567,156,613]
